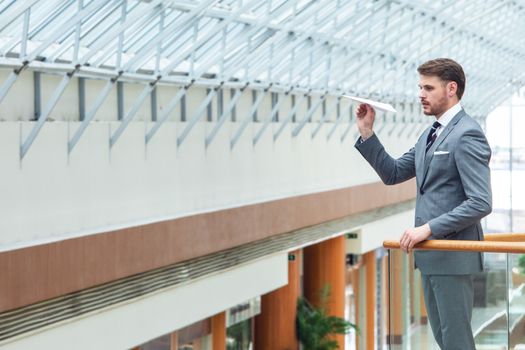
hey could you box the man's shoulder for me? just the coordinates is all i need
[453,111,491,155]
[455,111,484,135]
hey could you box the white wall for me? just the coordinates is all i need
[345,209,415,254]
[0,72,421,251]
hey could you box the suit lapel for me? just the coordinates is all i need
[420,110,465,188]
[416,127,429,183]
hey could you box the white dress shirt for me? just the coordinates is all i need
[435,102,462,138]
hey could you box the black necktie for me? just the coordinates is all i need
[425,121,441,153]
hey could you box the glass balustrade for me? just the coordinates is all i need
[387,249,525,350]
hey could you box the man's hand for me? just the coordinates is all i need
[399,224,432,253]
[356,103,376,140]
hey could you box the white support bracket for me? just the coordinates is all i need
[312,98,339,139]
[273,93,307,141]
[292,94,326,138]
[230,88,268,150]
[253,89,289,146]
[177,86,218,147]
[205,85,246,148]
[21,71,75,159]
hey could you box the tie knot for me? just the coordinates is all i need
[432,121,441,130]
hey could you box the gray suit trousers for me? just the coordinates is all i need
[421,274,476,350]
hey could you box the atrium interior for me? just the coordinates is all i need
[0,1,525,349]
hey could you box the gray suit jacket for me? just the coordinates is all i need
[355,110,492,275]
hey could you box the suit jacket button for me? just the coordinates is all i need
[420,189,424,195]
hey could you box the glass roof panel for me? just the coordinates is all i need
[0,0,524,117]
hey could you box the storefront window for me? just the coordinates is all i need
[226,319,252,350]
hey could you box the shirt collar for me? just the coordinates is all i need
[436,102,462,128]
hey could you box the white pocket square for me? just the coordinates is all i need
[434,151,449,155]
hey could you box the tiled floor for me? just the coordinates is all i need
[389,323,439,350]
[386,287,524,349]
[389,321,507,350]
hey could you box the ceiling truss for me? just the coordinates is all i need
[1,0,524,157]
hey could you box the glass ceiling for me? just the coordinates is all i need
[1,0,524,119]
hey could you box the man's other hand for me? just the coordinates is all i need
[400,224,432,253]
[356,103,376,140]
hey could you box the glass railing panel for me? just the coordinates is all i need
[472,252,509,349]
[509,253,525,349]
[387,249,512,350]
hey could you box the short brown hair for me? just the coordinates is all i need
[417,58,466,99]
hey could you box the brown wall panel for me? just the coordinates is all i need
[0,180,415,312]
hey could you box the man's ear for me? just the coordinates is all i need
[447,81,458,97]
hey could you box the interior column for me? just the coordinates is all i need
[364,250,377,350]
[211,312,226,350]
[254,250,301,350]
[303,236,346,349]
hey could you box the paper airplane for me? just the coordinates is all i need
[342,95,397,113]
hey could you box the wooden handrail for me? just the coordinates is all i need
[383,235,525,254]
[484,233,525,242]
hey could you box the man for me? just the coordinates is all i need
[355,58,492,350]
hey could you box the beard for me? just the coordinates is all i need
[421,98,448,116]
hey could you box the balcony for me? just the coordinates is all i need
[384,234,525,350]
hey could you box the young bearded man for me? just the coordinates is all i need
[355,58,492,350]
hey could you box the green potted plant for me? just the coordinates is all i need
[512,254,525,286]
[296,285,356,350]
[519,255,525,274]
